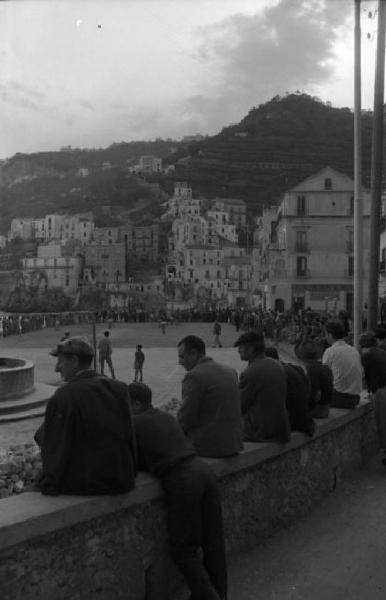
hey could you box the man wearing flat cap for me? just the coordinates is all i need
[234,331,290,443]
[34,336,136,496]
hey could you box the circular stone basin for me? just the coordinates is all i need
[0,358,35,401]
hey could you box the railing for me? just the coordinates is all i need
[295,242,309,253]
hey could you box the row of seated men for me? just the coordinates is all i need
[32,321,372,600]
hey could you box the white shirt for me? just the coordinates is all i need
[322,340,363,395]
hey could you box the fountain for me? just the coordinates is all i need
[0,357,54,422]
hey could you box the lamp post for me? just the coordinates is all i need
[353,0,363,347]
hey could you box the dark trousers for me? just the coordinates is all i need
[162,457,227,600]
[331,390,360,409]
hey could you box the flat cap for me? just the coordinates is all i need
[50,336,94,358]
[234,331,265,347]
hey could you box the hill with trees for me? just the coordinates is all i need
[0,93,375,233]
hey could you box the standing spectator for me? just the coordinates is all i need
[134,344,145,382]
[129,382,227,600]
[234,331,290,444]
[322,320,363,409]
[98,330,116,379]
[34,337,136,495]
[212,319,222,348]
[359,332,386,465]
[60,330,71,342]
[176,335,243,458]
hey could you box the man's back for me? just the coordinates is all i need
[322,340,362,395]
[239,356,290,443]
[39,372,136,495]
[134,407,195,477]
[177,356,243,457]
[362,346,386,393]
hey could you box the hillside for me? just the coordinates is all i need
[160,93,373,212]
[0,94,375,233]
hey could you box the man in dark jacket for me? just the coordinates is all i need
[359,332,386,465]
[235,331,290,443]
[129,382,227,600]
[265,346,315,436]
[35,337,136,496]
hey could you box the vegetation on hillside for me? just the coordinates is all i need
[0,94,375,232]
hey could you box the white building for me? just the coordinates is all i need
[255,167,371,314]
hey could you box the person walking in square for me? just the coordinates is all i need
[212,319,222,348]
[98,330,115,379]
[134,344,145,382]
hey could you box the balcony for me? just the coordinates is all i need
[294,269,311,279]
[295,242,309,253]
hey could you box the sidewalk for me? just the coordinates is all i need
[228,453,386,599]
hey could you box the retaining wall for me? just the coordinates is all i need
[0,399,379,600]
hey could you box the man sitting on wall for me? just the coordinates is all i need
[176,335,243,458]
[34,337,136,496]
[234,331,291,443]
[322,320,363,409]
[129,382,227,600]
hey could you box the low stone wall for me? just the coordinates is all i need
[0,400,379,600]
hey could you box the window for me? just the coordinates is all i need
[348,255,354,277]
[324,178,332,190]
[349,196,354,216]
[296,231,307,252]
[296,256,308,276]
[297,195,306,216]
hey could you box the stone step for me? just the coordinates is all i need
[0,404,46,423]
[0,382,54,417]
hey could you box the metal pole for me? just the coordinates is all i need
[368,0,386,331]
[92,313,97,371]
[353,0,363,347]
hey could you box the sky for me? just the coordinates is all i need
[0,0,379,159]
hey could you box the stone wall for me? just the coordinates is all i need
[0,400,379,600]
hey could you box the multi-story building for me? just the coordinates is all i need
[22,244,82,296]
[212,197,247,227]
[31,213,94,245]
[167,245,226,301]
[171,216,209,252]
[9,218,34,240]
[161,182,199,220]
[83,243,126,286]
[94,227,120,245]
[255,167,371,314]
[129,155,162,174]
[206,210,238,243]
[223,241,252,306]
